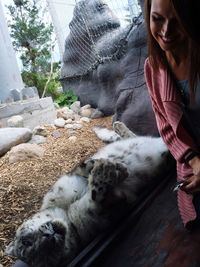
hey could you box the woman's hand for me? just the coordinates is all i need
[181,156,200,194]
[189,156,200,176]
[181,174,200,194]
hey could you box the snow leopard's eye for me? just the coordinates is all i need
[21,236,33,247]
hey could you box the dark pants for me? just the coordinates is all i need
[11,260,29,267]
[193,192,200,221]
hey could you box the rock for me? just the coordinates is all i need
[33,126,48,137]
[72,123,82,130]
[0,128,32,157]
[80,117,91,123]
[7,115,24,127]
[29,135,47,144]
[64,124,74,129]
[70,101,81,113]
[21,86,39,100]
[57,108,75,120]
[54,118,66,128]
[54,102,60,109]
[65,123,82,130]
[73,114,81,121]
[60,0,159,136]
[91,109,104,119]
[62,106,70,113]
[8,143,44,163]
[80,108,93,118]
[51,130,62,139]
[62,109,75,120]
[81,104,91,110]
[65,118,73,124]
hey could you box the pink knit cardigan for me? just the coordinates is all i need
[144,57,197,226]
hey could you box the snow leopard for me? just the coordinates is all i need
[5,121,174,267]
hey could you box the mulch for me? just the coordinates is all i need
[0,116,112,267]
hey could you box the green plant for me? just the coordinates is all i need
[55,90,78,107]
[7,0,53,73]
[21,63,61,98]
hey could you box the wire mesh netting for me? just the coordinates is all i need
[62,0,142,78]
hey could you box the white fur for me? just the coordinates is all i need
[5,122,173,267]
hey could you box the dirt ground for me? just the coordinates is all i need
[0,116,112,267]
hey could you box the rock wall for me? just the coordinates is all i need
[60,0,158,136]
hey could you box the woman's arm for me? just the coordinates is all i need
[144,58,197,163]
[144,58,200,193]
[151,99,197,163]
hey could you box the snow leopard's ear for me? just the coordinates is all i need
[51,220,67,237]
[5,241,15,256]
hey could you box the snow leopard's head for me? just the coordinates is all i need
[5,219,66,267]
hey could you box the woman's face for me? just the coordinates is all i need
[150,0,187,52]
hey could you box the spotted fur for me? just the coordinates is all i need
[5,122,174,267]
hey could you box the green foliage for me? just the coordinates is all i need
[21,62,61,97]
[7,0,53,73]
[55,91,78,107]
[6,0,62,98]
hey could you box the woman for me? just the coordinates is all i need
[9,1,200,267]
[144,0,200,229]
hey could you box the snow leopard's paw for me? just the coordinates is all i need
[73,159,95,178]
[88,159,128,202]
[113,121,137,139]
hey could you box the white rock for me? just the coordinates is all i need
[91,109,104,118]
[72,123,83,130]
[7,115,24,127]
[81,104,91,110]
[9,143,44,163]
[65,118,73,124]
[51,130,62,139]
[57,109,64,119]
[64,124,74,129]
[73,114,81,121]
[63,109,74,115]
[29,135,47,144]
[68,136,77,142]
[0,128,32,157]
[62,111,75,120]
[54,118,66,128]
[57,107,75,120]
[80,117,91,123]
[70,101,81,113]
[80,108,93,118]
[62,106,70,113]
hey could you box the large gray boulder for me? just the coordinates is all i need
[0,128,32,157]
[61,0,158,136]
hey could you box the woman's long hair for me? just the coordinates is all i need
[144,0,200,102]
